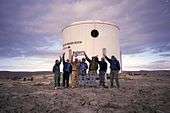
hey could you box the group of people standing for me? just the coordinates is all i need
[53,51,120,89]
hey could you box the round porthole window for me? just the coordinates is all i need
[91,29,99,38]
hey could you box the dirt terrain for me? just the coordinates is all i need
[0,73,169,113]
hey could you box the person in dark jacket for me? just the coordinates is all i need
[97,57,107,87]
[63,53,72,88]
[103,54,120,88]
[84,52,98,86]
[53,57,62,89]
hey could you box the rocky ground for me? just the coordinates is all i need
[0,74,169,113]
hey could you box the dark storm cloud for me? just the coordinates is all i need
[0,0,62,58]
[119,0,170,54]
[0,0,170,58]
[0,0,170,70]
[0,36,62,58]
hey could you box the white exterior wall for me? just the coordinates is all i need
[62,21,121,70]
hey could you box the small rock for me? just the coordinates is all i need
[30,77,33,81]
[89,100,98,106]
[156,110,164,113]
[23,78,26,81]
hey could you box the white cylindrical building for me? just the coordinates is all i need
[62,20,121,69]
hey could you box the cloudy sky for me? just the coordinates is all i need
[0,0,170,71]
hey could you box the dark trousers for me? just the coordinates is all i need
[63,71,70,88]
[99,71,106,86]
[54,73,60,87]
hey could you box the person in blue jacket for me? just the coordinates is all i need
[103,54,120,88]
[79,58,88,87]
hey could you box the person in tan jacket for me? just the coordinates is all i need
[71,51,80,88]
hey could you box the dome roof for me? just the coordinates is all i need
[62,20,119,32]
